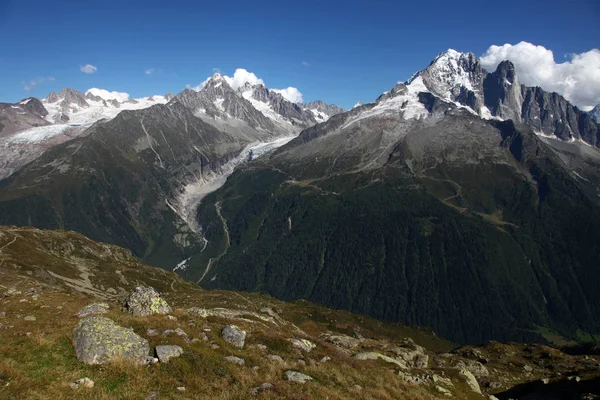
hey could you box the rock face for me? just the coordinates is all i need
[75,303,109,318]
[155,345,183,363]
[285,371,314,384]
[72,316,149,365]
[459,368,482,394]
[221,325,246,348]
[123,287,172,317]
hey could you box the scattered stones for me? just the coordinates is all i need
[123,286,172,317]
[24,316,36,321]
[250,382,274,395]
[390,343,425,363]
[155,345,183,363]
[285,370,313,384]
[72,316,150,365]
[75,303,109,318]
[352,352,408,369]
[224,356,245,365]
[288,338,316,352]
[70,377,94,390]
[221,325,246,348]
[459,368,482,394]
[266,354,284,362]
[398,371,427,385]
[3,287,21,297]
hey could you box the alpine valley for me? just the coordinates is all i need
[2,49,600,353]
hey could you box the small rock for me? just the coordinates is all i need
[321,333,362,349]
[211,344,220,350]
[250,382,274,395]
[166,315,178,321]
[320,356,331,363]
[70,377,94,390]
[224,356,245,365]
[176,387,186,392]
[56,306,63,310]
[123,286,172,316]
[436,385,452,396]
[266,354,284,362]
[19,299,28,303]
[255,344,267,351]
[297,359,306,366]
[415,354,429,368]
[353,352,407,369]
[542,378,550,384]
[285,370,313,384]
[145,356,159,365]
[145,392,159,400]
[221,325,246,348]
[523,364,533,372]
[23,288,37,296]
[200,332,209,342]
[75,303,109,318]
[191,338,201,344]
[288,338,316,352]
[0,312,5,318]
[24,316,36,321]
[147,328,160,336]
[32,296,39,301]
[155,345,183,363]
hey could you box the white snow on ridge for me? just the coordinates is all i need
[85,88,130,102]
[342,76,430,130]
[19,99,32,105]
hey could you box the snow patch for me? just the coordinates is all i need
[5,124,71,144]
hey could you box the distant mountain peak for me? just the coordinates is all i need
[589,104,600,123]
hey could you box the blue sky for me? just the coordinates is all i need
[1,0,599,109]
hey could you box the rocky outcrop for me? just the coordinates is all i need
[352,352,408,369]
[123,287,172,316]
[285,371,313,384]
[155,345,183,363]
[72,316,149,365]
[288,338,316,352]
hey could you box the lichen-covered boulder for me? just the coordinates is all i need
[221,325,246,348]
[72,316,149,365]
[155,345,183,363]
[123,286,172,316]
[75,303,109,318]
[352,352,408,369]
[285,371,314,384]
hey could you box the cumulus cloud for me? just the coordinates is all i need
[24,76,55,91]
[190,76,211,91]
[480,41,600,111]
[85,88,130,102]
[223,68,264,90]
[145,68,154,75]
[272,87,304,103]
[80,64,98,74]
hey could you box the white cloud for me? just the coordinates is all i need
[302,61,310,67]
[85,88,130,102]
[223,68,264,90]
[480,41,600,111]
[80,64,98,74]
[145,68,154,75]
[191,76,211,91]
[24,76,55,91]
[272,87,304,104]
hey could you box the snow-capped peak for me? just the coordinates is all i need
[351,101,364,109]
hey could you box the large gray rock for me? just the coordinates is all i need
[123,286,172,317]
[72,316,149,365]
[75,303,109,318]
[221,325,246,348]
[288,338,316,352]
[155,345,183,363]
[459,368,482,394]
[352,352,407,369]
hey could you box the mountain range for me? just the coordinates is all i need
[1,49,599,346]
